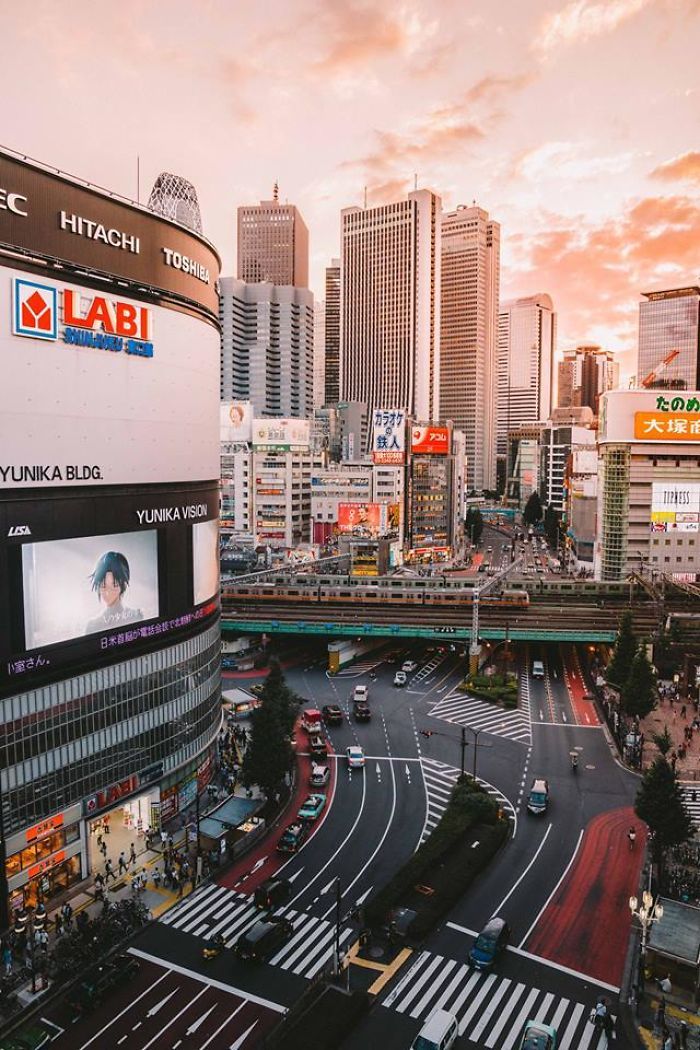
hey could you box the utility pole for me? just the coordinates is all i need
[460,727,466,779]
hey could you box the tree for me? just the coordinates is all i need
[635,756,693,872]
[464,507,484,545]
[522,492,543,526]
[605,610,637,690]
[242,660,295,799]
[652,726,672,756]
[621,645,656,719]
[543,505,560,546]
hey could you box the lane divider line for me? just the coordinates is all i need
[488,823,552,919]
[518,828,584,948]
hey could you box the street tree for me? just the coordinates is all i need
[465,507,484,545]
[522,492,543,526]
[543,505,560,546]
[621,645,656,719]
[243,660,295,799]
[635,756,693,871]
[652,726,672,756]
[605,610,637,690]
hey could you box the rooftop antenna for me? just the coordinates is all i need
[363,185,367,209]
[273,180,279,203]
[137,155,140,204]
[414,172,418,191]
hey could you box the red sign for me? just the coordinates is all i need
[411,426,450,456]
[160,786,179,823]
[95,775,138,811]
[27,850,66,880]
[26,813,64,844]
[63,289,151,340]
[197,754,213,791]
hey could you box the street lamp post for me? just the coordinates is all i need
[629,887,664,1010]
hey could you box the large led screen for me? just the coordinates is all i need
[22,530,159,649]
[192,519,219,605]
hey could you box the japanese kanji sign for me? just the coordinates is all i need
[634,413,700,441]
[372,408,406,464]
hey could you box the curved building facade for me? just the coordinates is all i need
[0,149,222,926]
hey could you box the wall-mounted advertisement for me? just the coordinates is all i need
[220,402,253,444]
[411,425,450,456]
[650,482,700,532]
[22,531,159,649]
[372,409,406,464]
[252,418,310,452]
[1,270,220,489]
[337,502,400,537]
[192,519,219,605]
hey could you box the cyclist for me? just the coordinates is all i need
[628,826,637,850]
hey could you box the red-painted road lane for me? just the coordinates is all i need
[561,644,600,727]
[217,720,339,895]
[524,807,645,987]
[47,953,283,1050]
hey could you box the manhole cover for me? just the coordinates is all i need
[368,945,385,959]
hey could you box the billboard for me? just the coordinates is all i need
[635,413,700,442]
[372,409,406,465]
[650,482,700,532]
[1,270,221,488]
[252,418,310,451]
[220,402,253,444]
[411,425,450,456]
[599,390,700,443]
[337,502,400,537]
[192,519,220,605]
[22,530,159,649]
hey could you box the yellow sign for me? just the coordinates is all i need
[634,412,700,441]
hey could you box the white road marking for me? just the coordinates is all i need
[230,1020,259,1049]
[488,823,552,918]
[77,971,171,1049]
[140,988,208,1050]
[186,1004,217,1033]
[519,829,584,947]
[198,1003,245,1050]
[126,949,286,1011]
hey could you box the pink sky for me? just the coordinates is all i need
[2,0,698,376]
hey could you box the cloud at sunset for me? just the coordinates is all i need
[651,151,700,183]
[536,0,652,53]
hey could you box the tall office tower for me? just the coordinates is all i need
[324,259,341,405]
[314,299,326,410]
[220,278,314,418]
[558,345,619,413]
[237,187,309,288]
[147,171,203,233]
[496,295,556,483]
[340,190,441,429]
[637,287,700,389]
[441,205,500,492]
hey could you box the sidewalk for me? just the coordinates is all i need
[640,689,700,781]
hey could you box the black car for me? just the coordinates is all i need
[322,704,343,726]
[254,876,291,911]
[353,700,371,722]
[235,916,294,961]
[277,822,308,853]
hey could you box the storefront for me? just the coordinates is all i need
[5,804,84,914]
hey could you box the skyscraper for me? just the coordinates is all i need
[147,171,203,233]
[314,298,326,410]
[340,190,441,429]
[558,345,619,413]
[440,205,500,492]
[637,286,700,389]
[237,187,309,288]
[497,294,556,476]
[220,278,314,418]
[324,259,341,405]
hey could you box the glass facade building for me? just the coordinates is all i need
[638,287,700,390]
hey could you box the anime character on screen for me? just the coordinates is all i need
[85,551,144,634]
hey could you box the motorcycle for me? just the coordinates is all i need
[570,751,579,773]
[202,935,225,960]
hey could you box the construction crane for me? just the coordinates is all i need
[641,348,681,388]
[470,554,526,674]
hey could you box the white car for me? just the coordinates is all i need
[346,746,365,769]
[394,671,407,687]
[310,763,330,787]
[402,660,418,673]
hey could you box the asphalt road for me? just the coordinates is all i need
[45,634,643,1050]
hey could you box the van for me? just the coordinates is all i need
[468,916,510,970]
[532,660,544,679]
[527,778,549,815]
[410,1008,459,1050]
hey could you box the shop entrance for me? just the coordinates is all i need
[88,787,160,877]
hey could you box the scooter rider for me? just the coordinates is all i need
[570,751,579,771]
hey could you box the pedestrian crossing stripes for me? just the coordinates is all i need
[330,657,381,678]
[420,758,516,844]
[382,950,612,1049]
[159,881,354,980]
[680,786,700,827]
[410,654,447,686]
[428,691,531,744]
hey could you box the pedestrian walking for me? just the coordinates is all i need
[663,1029,673,1050]
[100,840,108,858]
[160,829,167,849]
[118,851,127,875]
[129,842,137,867]
[94,872,105,901]
[105,858,116,882]
[103,814,110,834]
[176,872,183,898]
[3,943,12,976]
[131,872,141,894]
[54,913,63,938]
[681,705,687,719]
[152,867,161,889]
[62,901,73,929]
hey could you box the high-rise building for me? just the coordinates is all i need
[237,188,309,288]
[637,287,700,390]
[324,259,341,405]
[220,278,314,418]
[497,294,556,481]
[314,299,326,410]
[340,190,441,430]
[558,345,619,413]
[441,205,500,492]
[147,171,203,233]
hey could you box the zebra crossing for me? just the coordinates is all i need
[410,654,447,686]
[159,881,354,979]
[420,758,516,843]
[382,949,612,1049]
[428,690,531,744]
[680,785,700,827]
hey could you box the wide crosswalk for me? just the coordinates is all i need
[382,950,612,1049]
[420,758,516,844]
[409,654,447,686]
[680,786,700,828]
[428,690,531,744]
[160,881,354,979]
